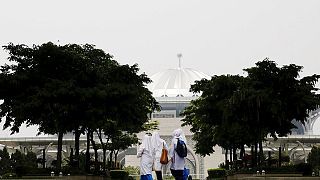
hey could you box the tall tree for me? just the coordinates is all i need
[182,75,250,156]
[182,59,320,169]
[0,42,158,172]
[0,147,11,175]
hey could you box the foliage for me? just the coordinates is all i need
[307,146,320,169]
[182,75,253,155]
[10,150,38,177]
[207,168,226,178]
[1,172,17,178]
[123,166,140,175]
[295,163,313,176]
[0,42,158,172]
[182,59,320,157]
[110,170,129,180]
[22,167,54,176]
[142,120,159,132]
[107,132,138,153]
[271,152,290,165]
[0,147,11,175]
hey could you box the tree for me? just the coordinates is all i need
[243,60,320,167]
[0,42,159,172]
[182,59,320,169]
[182,75,249,156]
[0,43,94,170]
[11,150,37,177]
[307,146,320,169]
[107,131,138,169]
[81,62,159,172]
[0,147,12,175]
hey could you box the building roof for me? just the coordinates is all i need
[147,67,210,97]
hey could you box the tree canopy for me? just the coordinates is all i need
[0,42,159,171]
[182,59,320,158]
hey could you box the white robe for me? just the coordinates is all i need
[151,132,168,171]
[169,138,185,170]
[169,129,186,170]
[137,135,154,175]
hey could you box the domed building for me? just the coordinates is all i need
[147,67,210,120]
[148,67,213,179]
[125,59,225,179]
[148,67,210,98]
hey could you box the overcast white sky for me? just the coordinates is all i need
[1,0,320,136]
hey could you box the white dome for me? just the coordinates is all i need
[148,67,210,97]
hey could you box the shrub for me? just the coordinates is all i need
[110,170,129,180]
[2,173,17,178]
[24,167,53,176]
[207,168,226,178]
[295,163,313,176]
[308,146,320,168]
[123,165,140,175]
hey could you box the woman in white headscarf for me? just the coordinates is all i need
[137,134,154,180]
[169,128,187,180]
[151,132,168,180]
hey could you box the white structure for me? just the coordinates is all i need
[126,58,225,179]
[148,67,210,98]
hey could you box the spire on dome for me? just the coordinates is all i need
[177,53,182,68]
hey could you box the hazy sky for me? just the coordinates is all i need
[1,0,320,136]
[1,0,320,77]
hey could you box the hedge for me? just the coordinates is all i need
[207,168,226,178]
[110,170,129,180]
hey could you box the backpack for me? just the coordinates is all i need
[176,138,187,157]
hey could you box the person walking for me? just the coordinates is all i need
[137,134,154,180]
[169,128,187,180]
[151,131,168,180]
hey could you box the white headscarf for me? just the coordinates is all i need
[141,134,152,152]
[151,131,162,149]
[172,128,187,143]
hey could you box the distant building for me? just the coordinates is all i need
[124,64,225,179]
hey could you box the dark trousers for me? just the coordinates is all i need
[155,171,163,180]
[170,169,184,180]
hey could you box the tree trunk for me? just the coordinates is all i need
[251,145,254,168]
[279,146,282,167]
[96,129,107,172]
[258,140,263,170]
[109,150,114,169]
[233,147,237,170]
[42,149,46,169]
[103,148,107,172]
[85,130,91,173]
[229,147,233,169]
[240,144,245,168]
[70,147,74,167]
[225,148,228,170]
[74,129,81,168]
[254,142,258,168]
[268,151,271,167]
[240,144,244,159]
[57,131,63,171]
[90,131,99,172]
[114,150,119,169]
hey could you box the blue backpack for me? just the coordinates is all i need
[176,138,187,157]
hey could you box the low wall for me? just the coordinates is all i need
[226,173,320,180]
[7,175,107,180]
